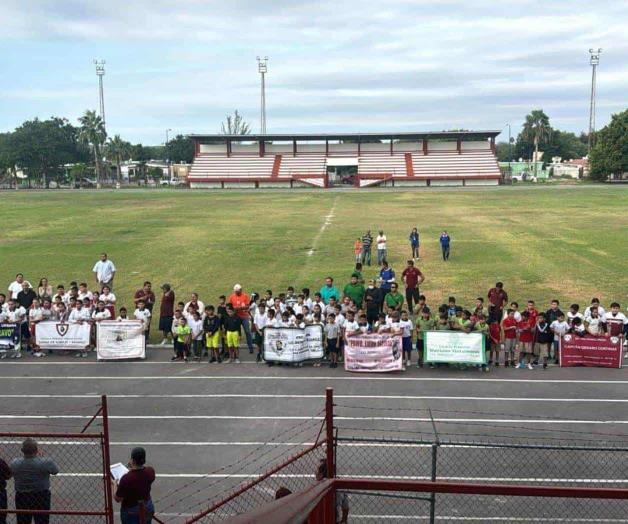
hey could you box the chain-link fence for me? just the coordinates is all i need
[0,397,113,523]
[335,435,628,522]
[153,394,332,524]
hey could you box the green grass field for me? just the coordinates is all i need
[1,186,626,340]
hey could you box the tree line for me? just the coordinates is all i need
[496,108,628,181]
[1,108,625,186]
[0,109,251,188]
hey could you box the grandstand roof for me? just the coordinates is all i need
[189,130,501,142]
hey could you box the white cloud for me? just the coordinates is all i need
[0,0,626,143]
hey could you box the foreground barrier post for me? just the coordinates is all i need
[325,387,335,523]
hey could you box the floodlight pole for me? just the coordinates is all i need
[507,123,512,176]
[257,56,268,134]
[94,60,106,130]
[588,48,601,153]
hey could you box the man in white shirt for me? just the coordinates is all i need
[376,230,387,265]
[8,273,32,300]
[92,253,116,290]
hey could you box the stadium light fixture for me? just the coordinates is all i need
[93,59,106,130]
[256,56,269,134]
[588,48,602,153]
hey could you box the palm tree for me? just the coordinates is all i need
[106,135,131,188]
[521,109,551,178]
[78,110,107,188]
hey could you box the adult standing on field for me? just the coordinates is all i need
[8,274,32,300]
[376,230,387,265]
[0,454,11,524]
[439,231,451,261]
[228,284,254,354]
[319,277,340,305]
[401,260,425,314]
[409,228,420,259]
[158,284,175,345]
[93,253,116,290]
[361,230,373,266]
[343,275,365,309]
[488,282,509,317]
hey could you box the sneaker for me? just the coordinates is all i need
[225,358,231,364]
[160,339,168,346]
[235,358,241,364]
[14,352,21,359]
[0,353,6,359]
[217,357,222,363]
[543,363,548,369]
[527,363,533,370]
[494,362,500,367]
[33,352,43,358]
[484,366,490,373]
[82,352,88,358]
[209,357,216,363]
[429,363,435,369]
[74,352,83,358]
[183,356,188,362]
[170,356,179,361]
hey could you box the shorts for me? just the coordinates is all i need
[534,342,549,358]
[402,337,412,352]
[226,331,240,348]
[520,341,533,354]
[205,331,220,349]
[159,316,173,332]
[503,338,517,352]
[327,339,338,354]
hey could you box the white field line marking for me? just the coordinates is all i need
[4,394,628,403]
[2,415,628,424]
[3,375,628,384]
[307,196,338,256]
[53,472,628,483]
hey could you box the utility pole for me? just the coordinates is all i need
[507,123,512,178]
[165,129,172,179]
[94,60,106,130]
[588,48,601,153]
[256,56,268,134]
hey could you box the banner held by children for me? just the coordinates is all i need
[263,325,324,362]
[560,334,623,368]
[97,321,146,360]
[344,334,404,372]
[424,331,486,364]
[0,323,21,353]
[35,321,91,350]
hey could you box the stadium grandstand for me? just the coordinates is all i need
[188,130,502,189]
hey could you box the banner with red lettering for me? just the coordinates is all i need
[559,334,623,368]
[344,334,403,372]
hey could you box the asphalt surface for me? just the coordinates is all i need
[1,347,628,522]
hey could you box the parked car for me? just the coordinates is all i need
[160,177,185,187]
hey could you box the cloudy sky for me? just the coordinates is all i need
[1,0,626,144]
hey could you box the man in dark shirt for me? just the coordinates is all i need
[10,438,59,524]
[158,284,175,345]
[545,299,564,324]
[401,260,425,314]
[16,283,37,310]
[361,230,373,266]
[0,455,12,524]
[115,447,155,524]
[487,282,508,316]
[364,280,382,326]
